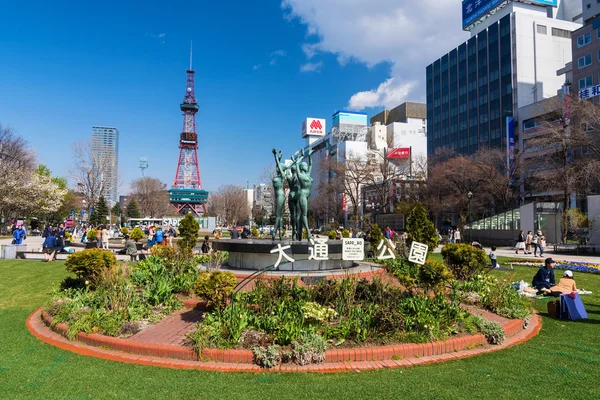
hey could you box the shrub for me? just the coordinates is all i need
[194,271,237,308]
[150,245,177,260]
[473,316,505,345]
[369,224,383,248]
[251,227,259,237]
[291,332,327,365]
[418,259,453,293]
[252,345,281,368]
[406,202,438,252]
[86,228,97,241]
[130,227,144,242]
[178,212,199,256]
[302,302,337,322]
[342,229,350,238]
[64,249,117,286]
[328,230,337,240]
[442,243,488,280]
[120,227,129,235]
[65,232,72,241]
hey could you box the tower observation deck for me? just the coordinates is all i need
[169,53,209,216]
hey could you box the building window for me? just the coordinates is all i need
[579,75,593,90]
[551,28,571,38]
[537,25,547,35]
[578,32,592,47]
[578,54,592,69]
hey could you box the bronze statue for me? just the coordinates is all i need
[296,148,314,240]
[272,149,286,240]
[271,147,313,241]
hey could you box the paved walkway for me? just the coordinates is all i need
[129,309,203,345]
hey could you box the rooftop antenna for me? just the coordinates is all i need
[189,41,193,70]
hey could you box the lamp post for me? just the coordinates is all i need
[467,191,473,243]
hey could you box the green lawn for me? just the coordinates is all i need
[1,259,599,400]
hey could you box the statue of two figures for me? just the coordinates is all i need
[272,147,314,241]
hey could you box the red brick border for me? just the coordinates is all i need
[27,308,541,372]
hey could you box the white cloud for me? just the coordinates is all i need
[157,33,166,38]
[300,61,323,73]
[281,0,468,110]
[253,64,261,70]
[271,49,287,57]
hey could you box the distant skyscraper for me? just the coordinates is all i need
[92,126,119,204]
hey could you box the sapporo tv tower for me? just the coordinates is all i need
[168,43,209,216]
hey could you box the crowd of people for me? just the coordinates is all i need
[515,230,546,257]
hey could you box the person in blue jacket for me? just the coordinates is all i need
[42,229,58,262]
[13,223,26,245]
[532,258,556,292]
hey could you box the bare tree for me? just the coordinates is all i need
[69,140,114,212]
[130,177,170,217]
[207,185,248,226]
[524,95,600,241]
[323,153,376,229]
[0,124,36,181]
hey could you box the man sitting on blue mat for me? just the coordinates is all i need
[532,258,556,294]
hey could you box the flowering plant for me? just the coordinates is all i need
[509,259,600,274]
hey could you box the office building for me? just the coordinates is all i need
[92,126,119,204]
[427,0,581,156]
[573,1,600,102]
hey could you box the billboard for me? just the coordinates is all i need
[506,117,515,174]
[386,147,411,159]
[463,0,557,30]
[302,118,326,137]
[332,110,368,127]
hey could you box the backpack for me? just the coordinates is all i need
[155,230,164,243]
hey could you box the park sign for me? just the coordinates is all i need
[342,238,365,261]
[408,241,428,265]
[302,118,326,138]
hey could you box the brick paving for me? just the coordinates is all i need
[129,309,203,345]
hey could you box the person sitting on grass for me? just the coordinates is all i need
[532,258,556,294]
[42,229,57,262]
[541,270,577,296]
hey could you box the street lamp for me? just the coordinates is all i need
[467,191,473,243]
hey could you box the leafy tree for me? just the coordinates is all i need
[92,196,109,226]
[178,212,199,257]
[126,198,141,219]
[111,203,122,217]
[406,202,438,253]
[369,224,383,249]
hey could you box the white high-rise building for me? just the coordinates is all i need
[92,126,119,205]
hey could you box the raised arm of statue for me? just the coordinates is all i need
[273,148,285,176]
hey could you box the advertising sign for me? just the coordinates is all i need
[463,0,557,30]
[579,85,600,101]
[342,193,347,211]
[386,147,411,159]
[302,118,326,137]
[332,110,368,127]
[506,116,515,174]
[342,238,365,261]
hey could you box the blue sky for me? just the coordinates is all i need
[0,0,466,195]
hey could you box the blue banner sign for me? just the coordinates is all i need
[463,0,557,30]
[463,0,503,29]
[506,116,515,174]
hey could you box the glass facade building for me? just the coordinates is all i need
[426,14,513,156]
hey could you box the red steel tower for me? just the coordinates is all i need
[169,51,209,216]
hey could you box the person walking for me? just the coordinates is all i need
[454,228,461,244]
[12,223,26,245]
[95,226,102,248]
[515,229,526,254]
[532,230,545,257]
[55,223,65,253]
[101,226,110,250]
[166,224,176,246]
[525,231,533,254]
